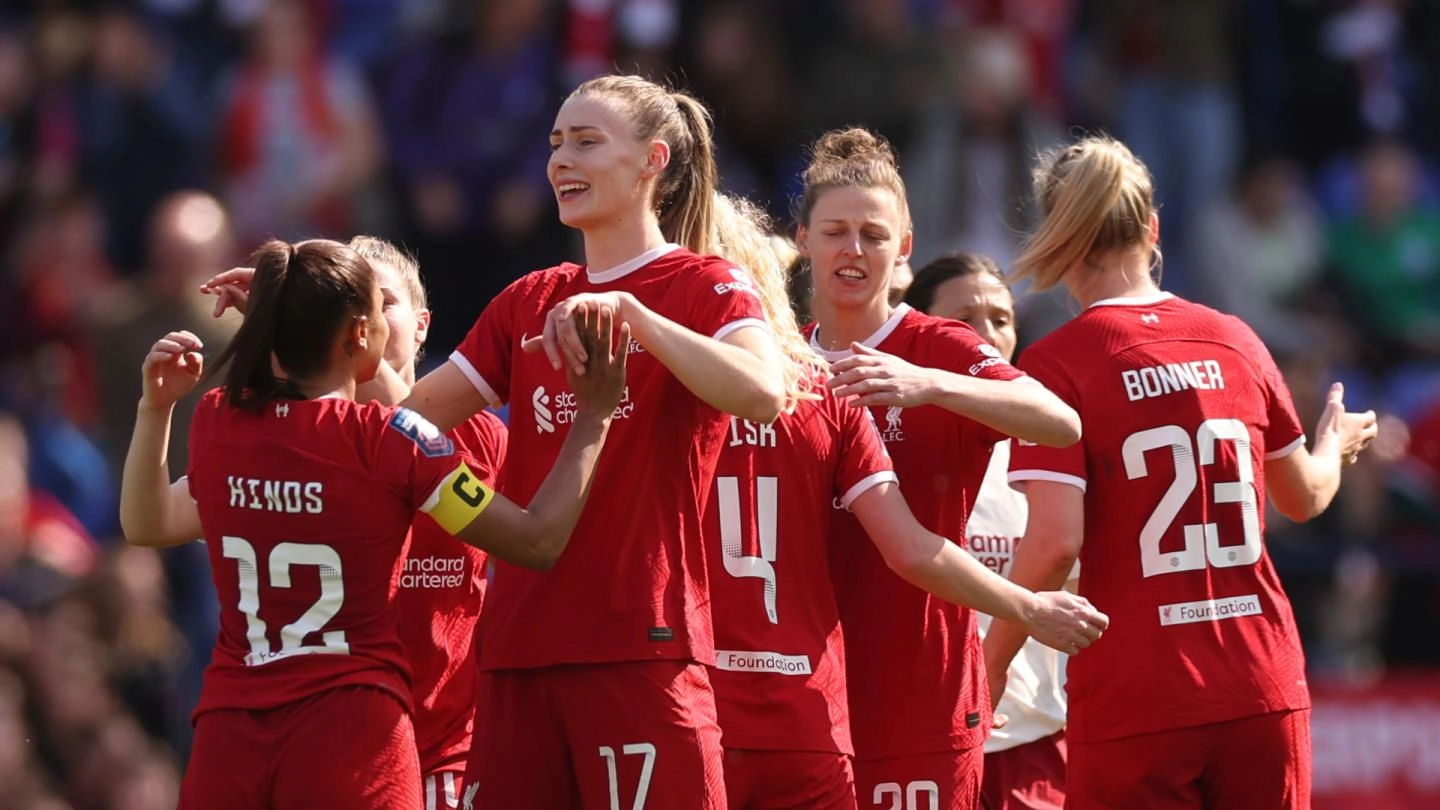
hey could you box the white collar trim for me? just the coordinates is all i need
[587,243,681,283]
[810,304,912,362]
[1088,291,1175,309]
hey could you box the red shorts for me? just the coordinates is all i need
[724,748,856,810]
[1067,709,1311,810]
[853,748,982,810]
[180,685,420,810]
[424,771,463,810]
[980,731,1066,810]
[466,661,726,809]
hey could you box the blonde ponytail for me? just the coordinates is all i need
[712,192,824,412]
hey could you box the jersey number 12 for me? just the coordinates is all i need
[222,536,349,666]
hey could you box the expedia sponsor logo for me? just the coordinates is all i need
[1158,594,1262,626]
[969,357,1005,375]
[531,385,635,434]
[713,268,758,296]
[715,649,812,675]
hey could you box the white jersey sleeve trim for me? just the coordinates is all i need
[1265,435,1306,460]
[447,352,503,408]
[839,470,899,510]
[1008,469,1087,493]
[713,317,770,342]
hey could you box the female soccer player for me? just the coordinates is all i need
[119,238,627,809]
[707,199,1105,810]
[984,135,1379,809]
[795,126,1085,808]
[907,252,1073,810]
[390,75,786,808]
[199,236,507,808]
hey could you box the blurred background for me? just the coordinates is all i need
[0,0,1437,807]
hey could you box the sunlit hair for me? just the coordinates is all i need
[205,239,376,410]
[349,235,426,311]
[571,75,719,255]
[1013,134,1158,292]
[795,127,911,230]
[712,193,825,412]
[904,252,1009,315]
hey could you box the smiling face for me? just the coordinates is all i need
[547,94,664,233]
[369,259,429,379]
[798,184,912,315]
[928,271,1017,361]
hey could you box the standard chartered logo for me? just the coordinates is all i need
[531,385,635,432]
[532,387,555,434]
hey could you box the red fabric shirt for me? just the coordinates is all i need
[397,411,506,775]
[809,304,1025,758]
[452,245,767,670]
[1010,293,1310,744]
[187,391,491,720]
[708,382,895,753]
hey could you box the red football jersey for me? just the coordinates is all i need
[186,390,495,720]
[452,245,768,669]
[1009,293,1310,744]
[808,304,1026,759]
[398,411,507,775]
[707,382,896,754]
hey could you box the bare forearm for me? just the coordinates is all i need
[984,533,1077,672]
[928,372,1080,447]
[625,299,783,423]
[522,412,611,560]
[120,405,186,546]
[888,533,1040,623]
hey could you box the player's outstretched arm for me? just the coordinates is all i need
[852,480,1105,645]
[828,344,1081,447]
[1267,382,1378,522]
[447,307,629,569]
[120,331,204,547]
[532,290,786,425]
[982,480,1087,706]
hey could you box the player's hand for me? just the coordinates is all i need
[526,292,633,376]
[140,331,204,410]
[565,304,630,418]
[199,266,255,318]
[1024,591,1108,656]
[1315,382,1378,467]
[827,343,938,408]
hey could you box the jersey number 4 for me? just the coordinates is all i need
[716,475,779,624]
[222,536,349,666]
[1123,419,1262,578]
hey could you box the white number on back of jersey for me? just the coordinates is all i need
[716,475,780,624]
[1123,418,1262,578]
[873,781,940,810]
[222,536,349,665]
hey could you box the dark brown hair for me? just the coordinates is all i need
[795,127,911,229]
[904,252,1008,315]
[205,239,377,410]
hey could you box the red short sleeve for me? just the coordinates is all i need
[1009,345,1087,492]
[684,261,768,340]
[451,278,524,407]
[833,396,897,508]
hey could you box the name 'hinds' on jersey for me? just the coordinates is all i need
[808,304,1027,759]
[186,392,495,721]
[1010,293,1310,744]
[706,384,895,755]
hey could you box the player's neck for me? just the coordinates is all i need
[291,367,358,403]
[1071,251,1160,308]
[814,298,894,351]
[582,217,668,277]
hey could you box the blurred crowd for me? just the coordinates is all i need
[1,0,1439,806]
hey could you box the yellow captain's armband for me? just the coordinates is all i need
[422,462,494,535]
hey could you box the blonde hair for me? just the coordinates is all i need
[349,235,426,310]
[712,192,825,411]
[796,127,911,230]
[571,75,719,255]
[1013,135,1158,292]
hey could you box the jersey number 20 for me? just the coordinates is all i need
[222,536,349,666]
[1123,419,1262,578]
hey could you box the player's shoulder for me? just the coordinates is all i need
[382,405,457,459]
[450,409,507,452]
